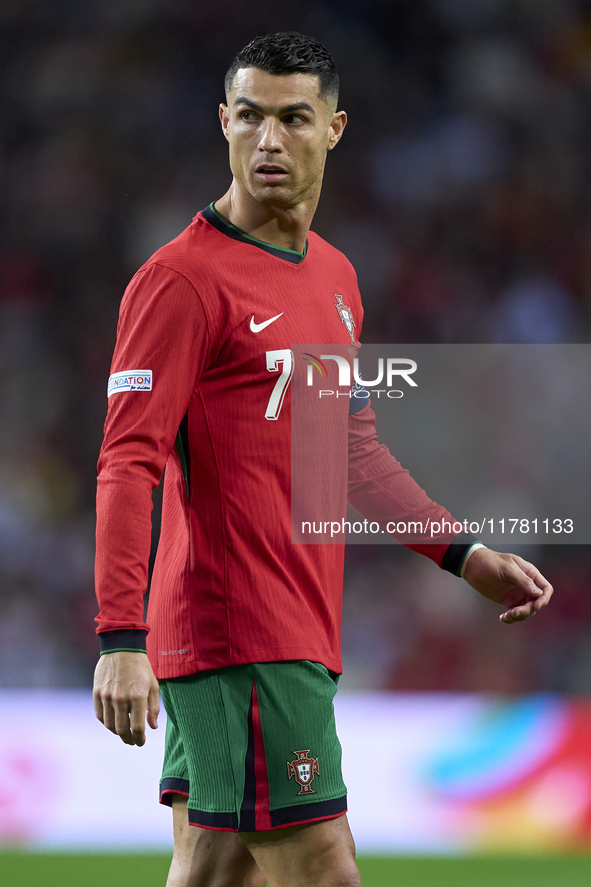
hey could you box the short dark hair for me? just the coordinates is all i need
[225,32,339,107]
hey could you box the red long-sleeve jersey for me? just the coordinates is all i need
[95,205,474,678]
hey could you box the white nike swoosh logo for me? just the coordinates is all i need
[250,312,284,333]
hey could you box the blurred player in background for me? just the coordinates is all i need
[93,32,553,887]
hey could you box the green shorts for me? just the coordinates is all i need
[159,660,347,832]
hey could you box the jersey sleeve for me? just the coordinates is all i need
[95,262,209,648]
[347,402,478,572]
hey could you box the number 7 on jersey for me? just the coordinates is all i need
[265,349,294,420]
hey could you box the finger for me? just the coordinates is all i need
[510,560,554,612]
[531,571,552,593]
[500,600,536,624]
[117,723,136,745]
[147,683,160,731]
[533,584,553,611]
[101,698,118,734]
[505,561,544,597]
[511,557,552,594]
[93,689,105,725]
[502,580,554,622]
[113,697,136,745]
[533,573,553,598]
[129,694,148,747]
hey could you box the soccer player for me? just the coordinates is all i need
[93,32,553,887]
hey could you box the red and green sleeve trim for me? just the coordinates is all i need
[99,629,148,655]
[441,533,482,577]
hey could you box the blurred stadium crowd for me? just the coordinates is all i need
[0,0,590,690]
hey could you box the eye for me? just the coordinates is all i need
[283,114,305,125]
[240,110,259,121]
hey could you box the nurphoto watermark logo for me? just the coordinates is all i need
[291,343,591,545]
[303,354,418,401]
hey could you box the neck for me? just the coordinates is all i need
[214,182,319,254]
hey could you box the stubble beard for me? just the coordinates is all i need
[249,172,323,214]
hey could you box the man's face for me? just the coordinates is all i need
[219,68,346,210]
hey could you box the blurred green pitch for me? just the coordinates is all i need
[1,853,591,886]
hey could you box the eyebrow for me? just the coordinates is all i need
[234,97,316,116]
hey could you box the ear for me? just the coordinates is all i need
[327,110,347,151]
[219,103,230,142]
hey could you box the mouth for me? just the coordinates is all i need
[255,164,289,184]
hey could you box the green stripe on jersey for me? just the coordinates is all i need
[209,203,307,260]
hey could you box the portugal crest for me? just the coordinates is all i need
[334,294,358,346]
[287,750,320,795]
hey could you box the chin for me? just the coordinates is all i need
[252,188,294,208]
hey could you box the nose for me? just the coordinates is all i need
[258,117,282,153]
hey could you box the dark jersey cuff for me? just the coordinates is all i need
[440,533,482,577]
[99,629,148,654]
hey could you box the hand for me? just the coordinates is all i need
[462,548,553,624]
[93,651,160,746]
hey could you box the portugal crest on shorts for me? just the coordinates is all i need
[287,750,320,794]
[334,294,358,347]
